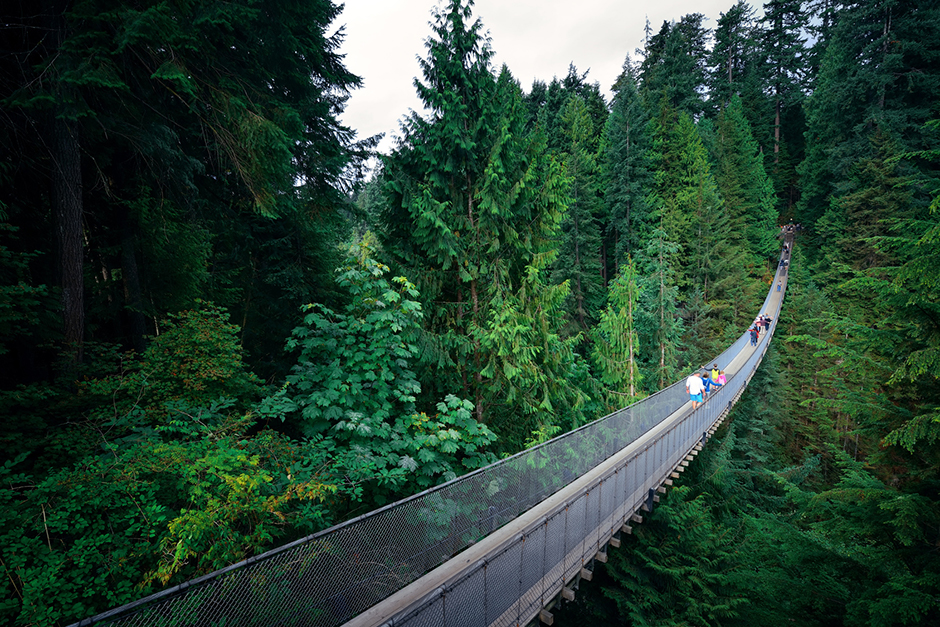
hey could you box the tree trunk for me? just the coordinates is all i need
[628,285,635,397]
[120,217,147,354]
[52,111,84,361]
[46,0,85,362]
[773,98,781,166]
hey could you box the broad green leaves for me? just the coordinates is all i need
[262,244,498,503]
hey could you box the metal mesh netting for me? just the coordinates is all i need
[72,264,787,627]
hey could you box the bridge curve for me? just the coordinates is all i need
[72,240,793,627]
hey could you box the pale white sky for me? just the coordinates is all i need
[336,0,752,155]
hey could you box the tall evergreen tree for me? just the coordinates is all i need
[591,259,643,406]
[604,59,656,269]
[804,0,846,93]
[524,65,608,156]
[715,95,779,266]
[382,0,585,440]
[707,0,768,136]
[638,228,683,388]
[759,0,809,214]
[554,95,605,334]
[639,16,710,117]
[798,0,940,237]
[0,0,367,371]
[760,0,807,164]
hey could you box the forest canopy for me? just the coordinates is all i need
[1,0,939,625]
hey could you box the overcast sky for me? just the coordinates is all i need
[336,0,750,155]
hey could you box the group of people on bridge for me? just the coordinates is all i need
[685,364,726,410]
[750,313,772,346]
[685,230,791,411]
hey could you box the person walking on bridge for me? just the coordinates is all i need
[700,369,714,400]
[749,325,759,346]
[686,372,705,410]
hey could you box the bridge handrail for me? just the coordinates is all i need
[71,251,791,627]
[360,285,782,627]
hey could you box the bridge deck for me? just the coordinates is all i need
[345,248,790,627]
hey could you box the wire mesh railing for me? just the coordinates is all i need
[380,281,783,627]
[71,250,790,627]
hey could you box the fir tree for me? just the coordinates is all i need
[639,16,710,117]
[798,0,940,236]
[591,259,643,407]
[707,0,769,137]
[714,95,779,268]
[604,59,656,269]
[0,0,367,368]
[638,228,683,389]
[554,95,605,334]
[382,0,585,441]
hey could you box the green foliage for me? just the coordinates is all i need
[554,95,605,335]
[383,1,590,443]
[79,303,264,426]
[261,244,498,503]
[1,0,369,381]
[0,400,344,627]
[592,259,644,408]
[798,0,940,234]
[707,1,765,120]
[639,15,710,117]
[715,95,779,265]
[0,223,49,357]
[636,228,683,389]
[604,64,656,270]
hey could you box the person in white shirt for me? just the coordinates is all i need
[686,372,705,410]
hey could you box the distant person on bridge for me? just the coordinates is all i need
[686,372,705,410]
[718,370,726,386]
[762,314,771,333]
[777,280,782,292]
[710,364,720,383]
[749,325,759,346]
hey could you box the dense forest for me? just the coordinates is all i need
[1,0,938,625]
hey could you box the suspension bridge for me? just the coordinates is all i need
[72,238,793,627]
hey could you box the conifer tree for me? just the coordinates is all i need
[798,0,940,236]
[804,0,846,93]
[707,0,768,136]
[760,0,807,164]
[639,228,683,388]
[1,0,367,368]
[759,0,809,213]
[604,60,656,269]
[524,65,607,157]
[554,95,605,334]
[715,95,779,265]
[383,0,585,440]
[591,259,643,407]
[639,16,710,117]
